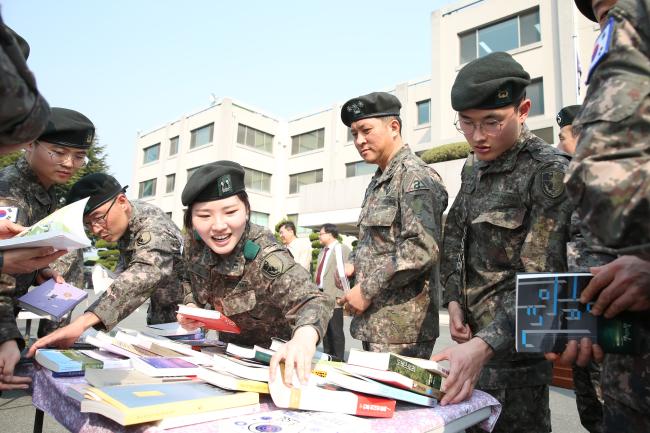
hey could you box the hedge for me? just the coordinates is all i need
[420,141,470,164]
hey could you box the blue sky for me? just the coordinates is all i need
[3,0,456,185]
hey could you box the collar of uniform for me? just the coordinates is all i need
[210,223,250,277]
[117,200,143,249]
[478,125,533,174]
[15,155,56,207]
[374,145,409,185]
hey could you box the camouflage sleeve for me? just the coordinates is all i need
[362,174,447,300]
[0,273,23,349]
[440,195,465,307]
[87,230,181,331]
[0,17,50,147]
[475,290,515,353]
[179,260,196,306]
[269,253,334,343]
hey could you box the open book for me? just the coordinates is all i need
[0,197,91,251]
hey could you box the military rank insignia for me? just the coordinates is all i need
[217,174,232,196]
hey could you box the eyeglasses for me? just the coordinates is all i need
[39,142,88,167]
[84,195,118,229]
[453,107,519,137]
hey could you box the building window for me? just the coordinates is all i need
[532,127,554,144]
[237,124,273,153]
[142,143,160,164]
[287,213,311,235]
[138,178,156,198]
[527,78,544,117]
[459,8,541,63]
[243,167,271,193]
[347,128,354,143]
[187,165,204,181]
[291,128,325,155]
[190,123,214,149]
[165,212,172,219]
[346,160,376,178]
[289,169,323,194]
[165,174,176,193]
[417,99,431,125]
[169,136,179,156]
[250,211,269,227]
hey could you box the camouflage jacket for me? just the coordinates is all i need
[51,249,86,289]
[441,127,572,388]
[567,0,650,260]
[0,12,50,147]
[350,145,448,344]
[87,201,184,329]
[0,157,56,348]
[182,223,334,348]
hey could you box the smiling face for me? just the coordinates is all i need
[191,194,249,256]
[457,99,530,161]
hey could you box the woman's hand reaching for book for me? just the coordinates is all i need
[269,325,319,386]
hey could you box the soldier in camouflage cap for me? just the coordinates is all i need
[338,92,448,359]
[0,107,94,390]
[549,2,650,432]
[27,173,185,357]
[556,105,581,155]
[431,52,572,432]
[177,161,334,385]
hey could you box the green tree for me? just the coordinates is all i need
[420,141,471,164]
[0,150,23,170]
[93,239,119,271]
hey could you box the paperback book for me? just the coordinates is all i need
[35,349,129,373]
[131,356,200,377]
[198,366,270,393]
[177,304,240,333]
[18,279,87,321]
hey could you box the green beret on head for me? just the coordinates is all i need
[67,173,127,215]
[574,0,597,22]
[181,161,246,206]
[556,105,581,128]
[341,92,401,127]
[451,52,531,111]
[38,107,94,149]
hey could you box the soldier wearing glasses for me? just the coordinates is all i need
[0,108,92,390]
[430,52,572,432]
[27,173,184,355]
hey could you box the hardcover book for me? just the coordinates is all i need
[80,381,259,425]
[18,279,87,321]
[177,304,240,333]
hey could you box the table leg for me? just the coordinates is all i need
[33,408,44,433]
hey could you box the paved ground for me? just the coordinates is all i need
[1,295,588,432]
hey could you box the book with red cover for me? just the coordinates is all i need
[177,304,240,334]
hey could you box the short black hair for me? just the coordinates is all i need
[280,221,296,234]
[320,223,339,238]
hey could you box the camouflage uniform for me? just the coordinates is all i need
[0,156,57,349]
[0,13,50,147]
[566,1,650,431]
[182,223,333,348]
[441,127,573,433]
[351,145,447,359]
[86,201,184,329]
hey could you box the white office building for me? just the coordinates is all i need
[131,0,598,234]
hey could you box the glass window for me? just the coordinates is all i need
[142,143,160,164]
[527,78,544,117]
[138,178,156,198]
[347,128,354,143]
[478,17,518,57]
[532,127,554,144]
[520,9,541,46]
[289,169,323,194]
[243,167,272,193]
[165,174,175,193]
[459,8,540,62]
[250,211,269,227]
[417,100,431,125]
[187,165,204,181]
[291,128,325,155]
[287,213,311,236]
[165,212,172,219]
[169,136,179,156]
[190,123,214,149]
[237,124,274,153]
[346,160,376,178]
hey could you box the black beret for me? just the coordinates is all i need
[38,107,94,149]
[451,52,531,111]
[341,92,401,127]
[556,105,581,128]
[4,25,30,59]
[574,0,597,22]
[67,173,127,215]
[181,161,246,206]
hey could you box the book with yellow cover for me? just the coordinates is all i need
[80,381,259,425]
[198,367,270,393]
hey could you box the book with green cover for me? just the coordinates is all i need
[346,349,447,391]
[35,349,128,373]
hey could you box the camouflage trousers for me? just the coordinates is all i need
[601,352,650,433]
[361,340,435,359]
[468,385,551,433]
[573,361,603,433]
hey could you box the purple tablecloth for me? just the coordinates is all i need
[28,365,501,433]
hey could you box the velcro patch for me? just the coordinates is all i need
[541,168,565,199]
[261,254,284,279]
[136,231,152,246]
